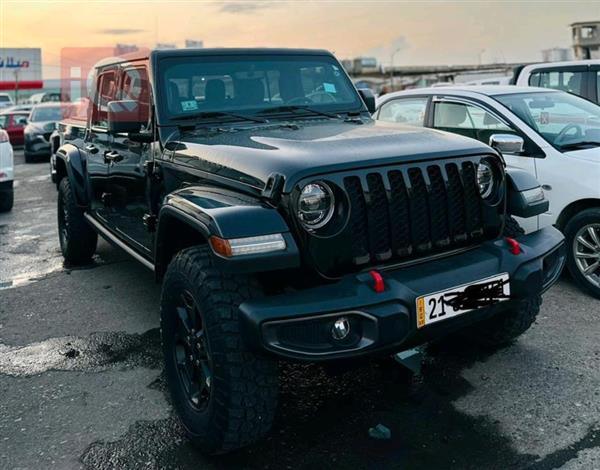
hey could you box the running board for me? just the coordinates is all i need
[84,214,155,272]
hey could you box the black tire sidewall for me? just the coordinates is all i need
[564,208,600,298]
[161,272,218,448]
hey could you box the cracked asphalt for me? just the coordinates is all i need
[1,150,600,469]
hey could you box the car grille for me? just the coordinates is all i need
[296,155,503,276]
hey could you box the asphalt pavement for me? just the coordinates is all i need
[1,150,600,470]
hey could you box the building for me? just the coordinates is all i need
[541,47,573,62]
[571,21,600,59]
[0,48,42,102]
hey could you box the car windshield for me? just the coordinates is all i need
[157,54,363,122]
[29,105,67,122]
[495,91,600,150]
[0,95,10,103]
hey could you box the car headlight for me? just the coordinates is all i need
[297,182,335,229]
[476,161,495,199]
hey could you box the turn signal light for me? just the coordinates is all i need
[209,234,286,257]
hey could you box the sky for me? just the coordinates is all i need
[1,0,599,79]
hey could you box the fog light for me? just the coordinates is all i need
[331,317,350,340]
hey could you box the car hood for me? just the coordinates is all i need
[563,147,600,163]
[167,119,494,193]
[25,121,57,133]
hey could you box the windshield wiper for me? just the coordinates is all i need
[172,111,268,124]
[558,141,600,151]
[258,105,343,120]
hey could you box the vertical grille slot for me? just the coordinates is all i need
[366,173,392,261]
[461,161,484,237]
[407,168,431,251]
[387,170,412,256]
[445,163,467,241]
[344,176,370,265]
[427,165,450,247]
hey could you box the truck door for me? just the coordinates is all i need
[84,67,118,222]
[106,64,154,254]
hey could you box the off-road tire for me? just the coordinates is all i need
[57,178,97,264]
[503,215,526,238]
[564,208,600,299]
[161,245,279,454]
[0,189,13,212]
[463,295,541,347]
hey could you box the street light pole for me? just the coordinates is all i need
[390,48,402,92]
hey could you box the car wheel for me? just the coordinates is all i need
[161,245,279,454]
[0,189,13,213]
[57,178,97,264]
[564,208,600,299]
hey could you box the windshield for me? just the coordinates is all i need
[157,54,363,122]
[29,105,67,122]
[495,91,600,150]
[0,96,10,103]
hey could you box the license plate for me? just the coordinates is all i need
[416,273,510,329]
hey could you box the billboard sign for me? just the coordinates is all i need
[0,48,42,90]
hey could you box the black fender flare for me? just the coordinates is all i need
[155,187,300,276]
[505,168,549,218]
[55,144,90,207]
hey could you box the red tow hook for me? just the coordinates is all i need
[369,270,385,293]
[505,237,522,255]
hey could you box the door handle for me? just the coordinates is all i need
[85,144,99,154]
[103,150,123,164]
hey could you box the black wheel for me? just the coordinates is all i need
[161,245,279,454]
[463,295,541,347]
[503,215,526,238]
[57,178,97,264]
[564,208,600,298]
[0,189,13,213]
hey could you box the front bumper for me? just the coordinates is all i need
[240,226,565,361]
[24,136,51,156]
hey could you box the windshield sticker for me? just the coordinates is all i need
[181,100,198,111]
[323,82,337,93]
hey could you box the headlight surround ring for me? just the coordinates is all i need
[476,157,505,206]
[297,182,335,230]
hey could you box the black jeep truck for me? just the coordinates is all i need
[54,48,566,454]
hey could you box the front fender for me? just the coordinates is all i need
[156,186,300,274]
[505,168,549,218]
[55,144,88,207]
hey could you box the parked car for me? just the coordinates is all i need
[27,92,66,105]
[375,85,600,297]
[24,103,70,162]
[50,99,89,183]
[2,104,33,113]
[514,60,600,103]
[0,93,14,110]
[0,110,29,146]
[0,129,14,212]
[54,48,565,454]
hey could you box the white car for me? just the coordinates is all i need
[375,86,600,297]
[0,128,14,212]
[0,93,14,110]
[514,60,600,104]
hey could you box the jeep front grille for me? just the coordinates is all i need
[343,160,489,266]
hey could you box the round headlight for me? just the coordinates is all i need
[477,161,494,199]
[297,182,335,229]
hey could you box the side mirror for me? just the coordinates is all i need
[489,134,524,155]
[107,100,143,134]
[358,88,376,114]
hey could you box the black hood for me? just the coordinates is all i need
[167,119,494,193]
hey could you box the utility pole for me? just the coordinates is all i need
[390,48,402,92]
[13,69,19,104]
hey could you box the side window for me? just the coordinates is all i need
[433,101,514,144]
[119,67,151,127]
[529,72,541,87]
[378,98,428,126]
[91,70,117,128]
[534,70,585,96]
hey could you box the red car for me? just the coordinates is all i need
[0,111,29,146]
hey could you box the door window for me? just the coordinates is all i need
[433,101,512,139]
[529,70,586,96]
[119,66,151,128]
[378,97,428,126]
[91,69,117,128]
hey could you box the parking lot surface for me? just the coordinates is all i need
[1,150,600,469]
